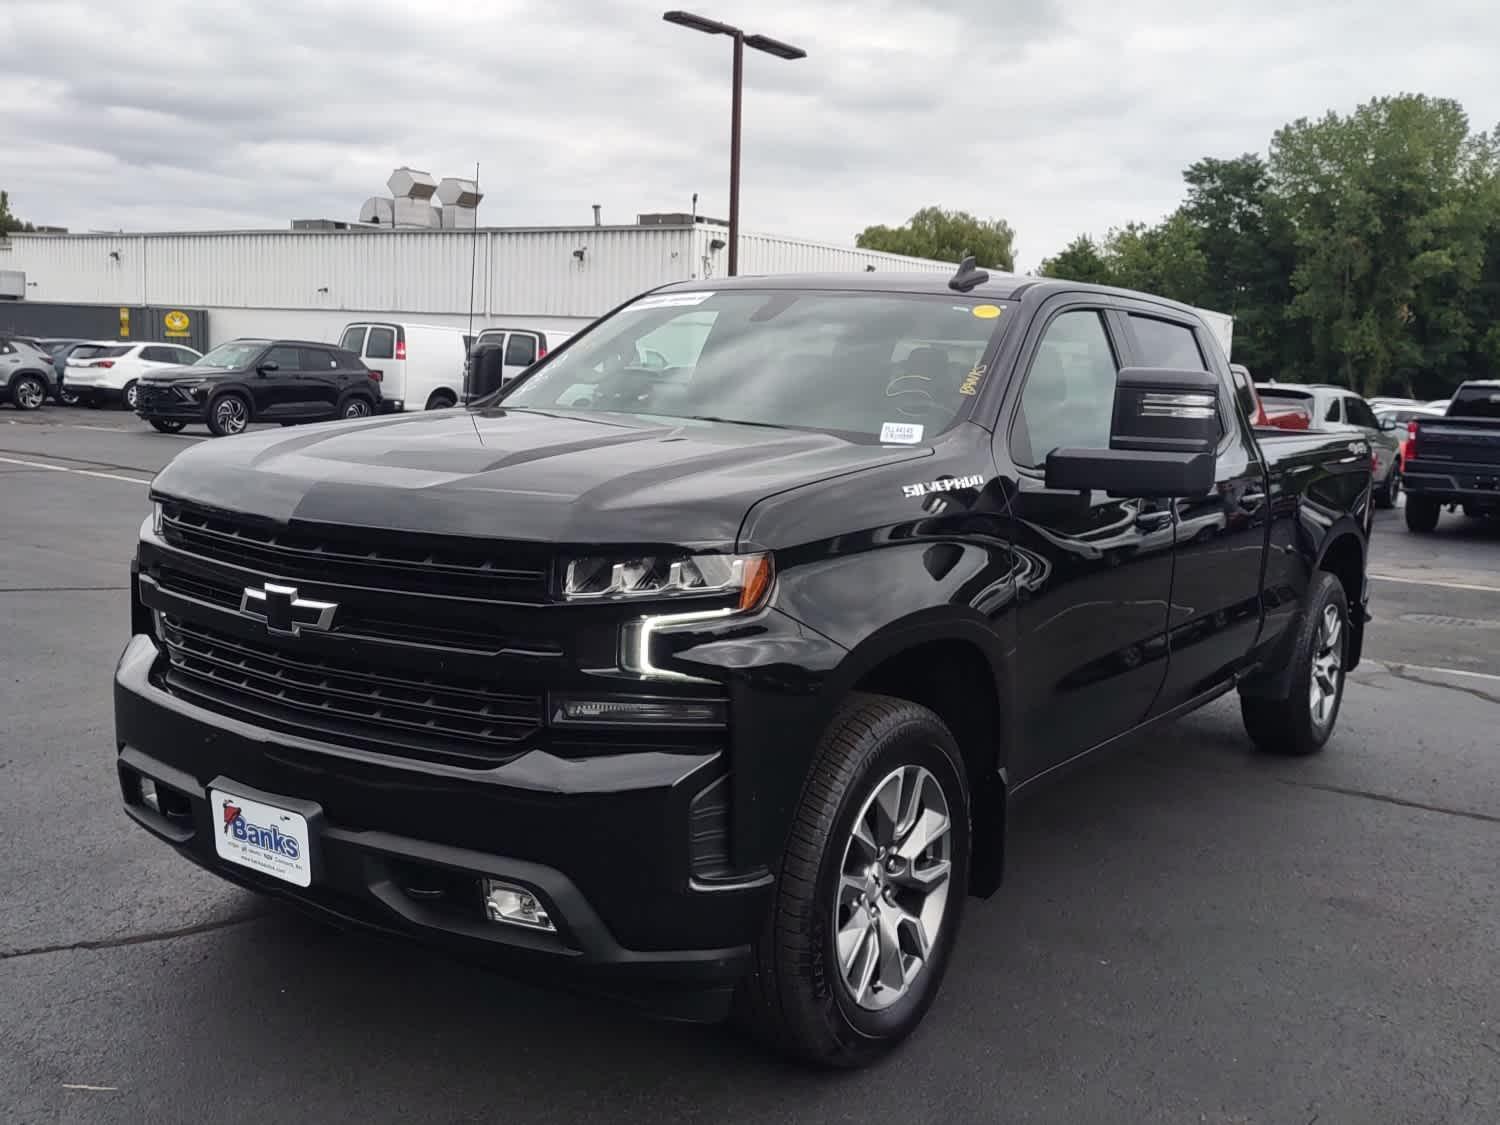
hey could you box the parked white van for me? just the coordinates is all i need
[337,322,467,412]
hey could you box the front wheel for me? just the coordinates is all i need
[1375,462,1401,509]
[1405,496,1440,533]
[206,392,251,437]
[738,693,970,1067]
[1240,572,1348,757]
[149,419,187,434]
[121,380,139,412]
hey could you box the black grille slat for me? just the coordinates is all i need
[159,618,543,765]
[159,502,549,602]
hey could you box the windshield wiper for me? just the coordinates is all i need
[679,415,790,430]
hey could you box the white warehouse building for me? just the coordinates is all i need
[0,215,956,348]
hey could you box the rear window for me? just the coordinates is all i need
[1449,384,1500,419]
[1129,314,1204,369]
[366,327,395,360]
[73,345,131,360]
[339,326,367,353]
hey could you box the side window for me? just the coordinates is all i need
[1128,314,1205,369]
[1323,397,1342,423]
[1015,310,1119,468]
[264,346,302,370]
[340,327,367,354]
[504,333,538,368]
[300,348,337,370]
[141,346,172,363]
[366,327,395,360]
[1345,397,1378,429]
[0,340,15,355]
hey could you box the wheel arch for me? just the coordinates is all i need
[1316,528,1366,670]
[424,386,458,409]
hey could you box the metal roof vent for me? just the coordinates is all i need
[359,197,395,226]
[437,177,483,230]
[387,167,438,201]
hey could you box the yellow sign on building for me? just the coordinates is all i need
[119,307,130,338]
[164,310,191,338]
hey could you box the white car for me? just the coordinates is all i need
[65,341,203,411]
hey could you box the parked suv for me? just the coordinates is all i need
[0,335,58,410]
[66,342,203,410]
[136,338,380,435]
[1257,383,1403,506]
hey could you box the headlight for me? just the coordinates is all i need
[562,552,773,611]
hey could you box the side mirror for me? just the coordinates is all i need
[1379,417,1398,432]
[1045,367,1221,497]
[256,362,279,376]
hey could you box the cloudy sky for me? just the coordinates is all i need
[2,0,1496,268]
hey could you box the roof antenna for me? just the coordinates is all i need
[948,254,989,292]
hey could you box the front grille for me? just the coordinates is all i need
[159,616,543,767]
[159,501,550,603]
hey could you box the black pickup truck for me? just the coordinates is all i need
[1403,379,1500,531]
[116,268,1371,1066]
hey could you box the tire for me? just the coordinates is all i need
[149,419,187,434]
[1239,572,1349,757]
[206,392,251,437]
[425,391,456,410]
[121,380,139,412]
[1405,496,1440,533]
[737,692,970,1067]
[58,386,79,406]
[10,374,46,411]
[341,396,373,419]
[1375,461,1401,509]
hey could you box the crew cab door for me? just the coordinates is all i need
[997,302,1174,782]
[1119,309,1269,714]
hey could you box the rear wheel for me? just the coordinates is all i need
[149,419,187,434]
[1405,496,1440,533]
[57,385,79,406]
[10,374,45,411]
[341,396,373,419]
[425,390,456,410]
[737,693,970,1067]
[121,380,139,412]
[206,392,251,437]
[1239,572,1348,757]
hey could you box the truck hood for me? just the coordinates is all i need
[151,406,931,548]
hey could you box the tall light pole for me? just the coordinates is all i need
[663,10,806,277]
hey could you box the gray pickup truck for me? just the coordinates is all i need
[1403,380,1500,531]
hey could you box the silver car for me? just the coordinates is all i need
[1257,383,1404,507]
[0,336,58,411]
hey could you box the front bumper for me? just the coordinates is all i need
[114,633,771,1018]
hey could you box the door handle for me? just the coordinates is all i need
[1134,511,1173,534]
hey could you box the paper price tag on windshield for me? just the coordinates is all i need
[880,422,925,444]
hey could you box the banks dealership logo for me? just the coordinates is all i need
[239,583,337,636]
[220,798,301,860]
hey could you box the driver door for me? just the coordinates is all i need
[254,345,304,417]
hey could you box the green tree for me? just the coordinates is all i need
[0,190,34,235]
[1101,214,1208,302]
[1270,94,1488,395]
[1037,235,1113,284]
[857,206,1016,271]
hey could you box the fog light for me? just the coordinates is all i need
[140,777,160,813]
[551,695,726,727]
[483,879,555,932]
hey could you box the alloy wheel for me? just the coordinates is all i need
[215,397,248,435]
[832,764,952,1012]
[344,399,370,418]
[15,378,44,410]
[124,382,138,410]
[1309,603,1344,730]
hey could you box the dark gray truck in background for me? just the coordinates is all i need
[1404,380,1500,531]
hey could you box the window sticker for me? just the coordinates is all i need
[880,421,925,444]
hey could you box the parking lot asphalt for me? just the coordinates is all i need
[2,409,1498,1124]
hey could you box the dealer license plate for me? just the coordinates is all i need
[210,788,312,888]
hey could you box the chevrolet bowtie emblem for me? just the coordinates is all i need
[239,583,338,637]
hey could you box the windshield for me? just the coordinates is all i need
[195,341,269,368]
[497,289,1008,441]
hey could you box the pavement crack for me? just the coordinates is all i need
[1268,776,1500,826]
[0,585,129,593]
[1377,663,1500,707]
[0,910,266,962]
